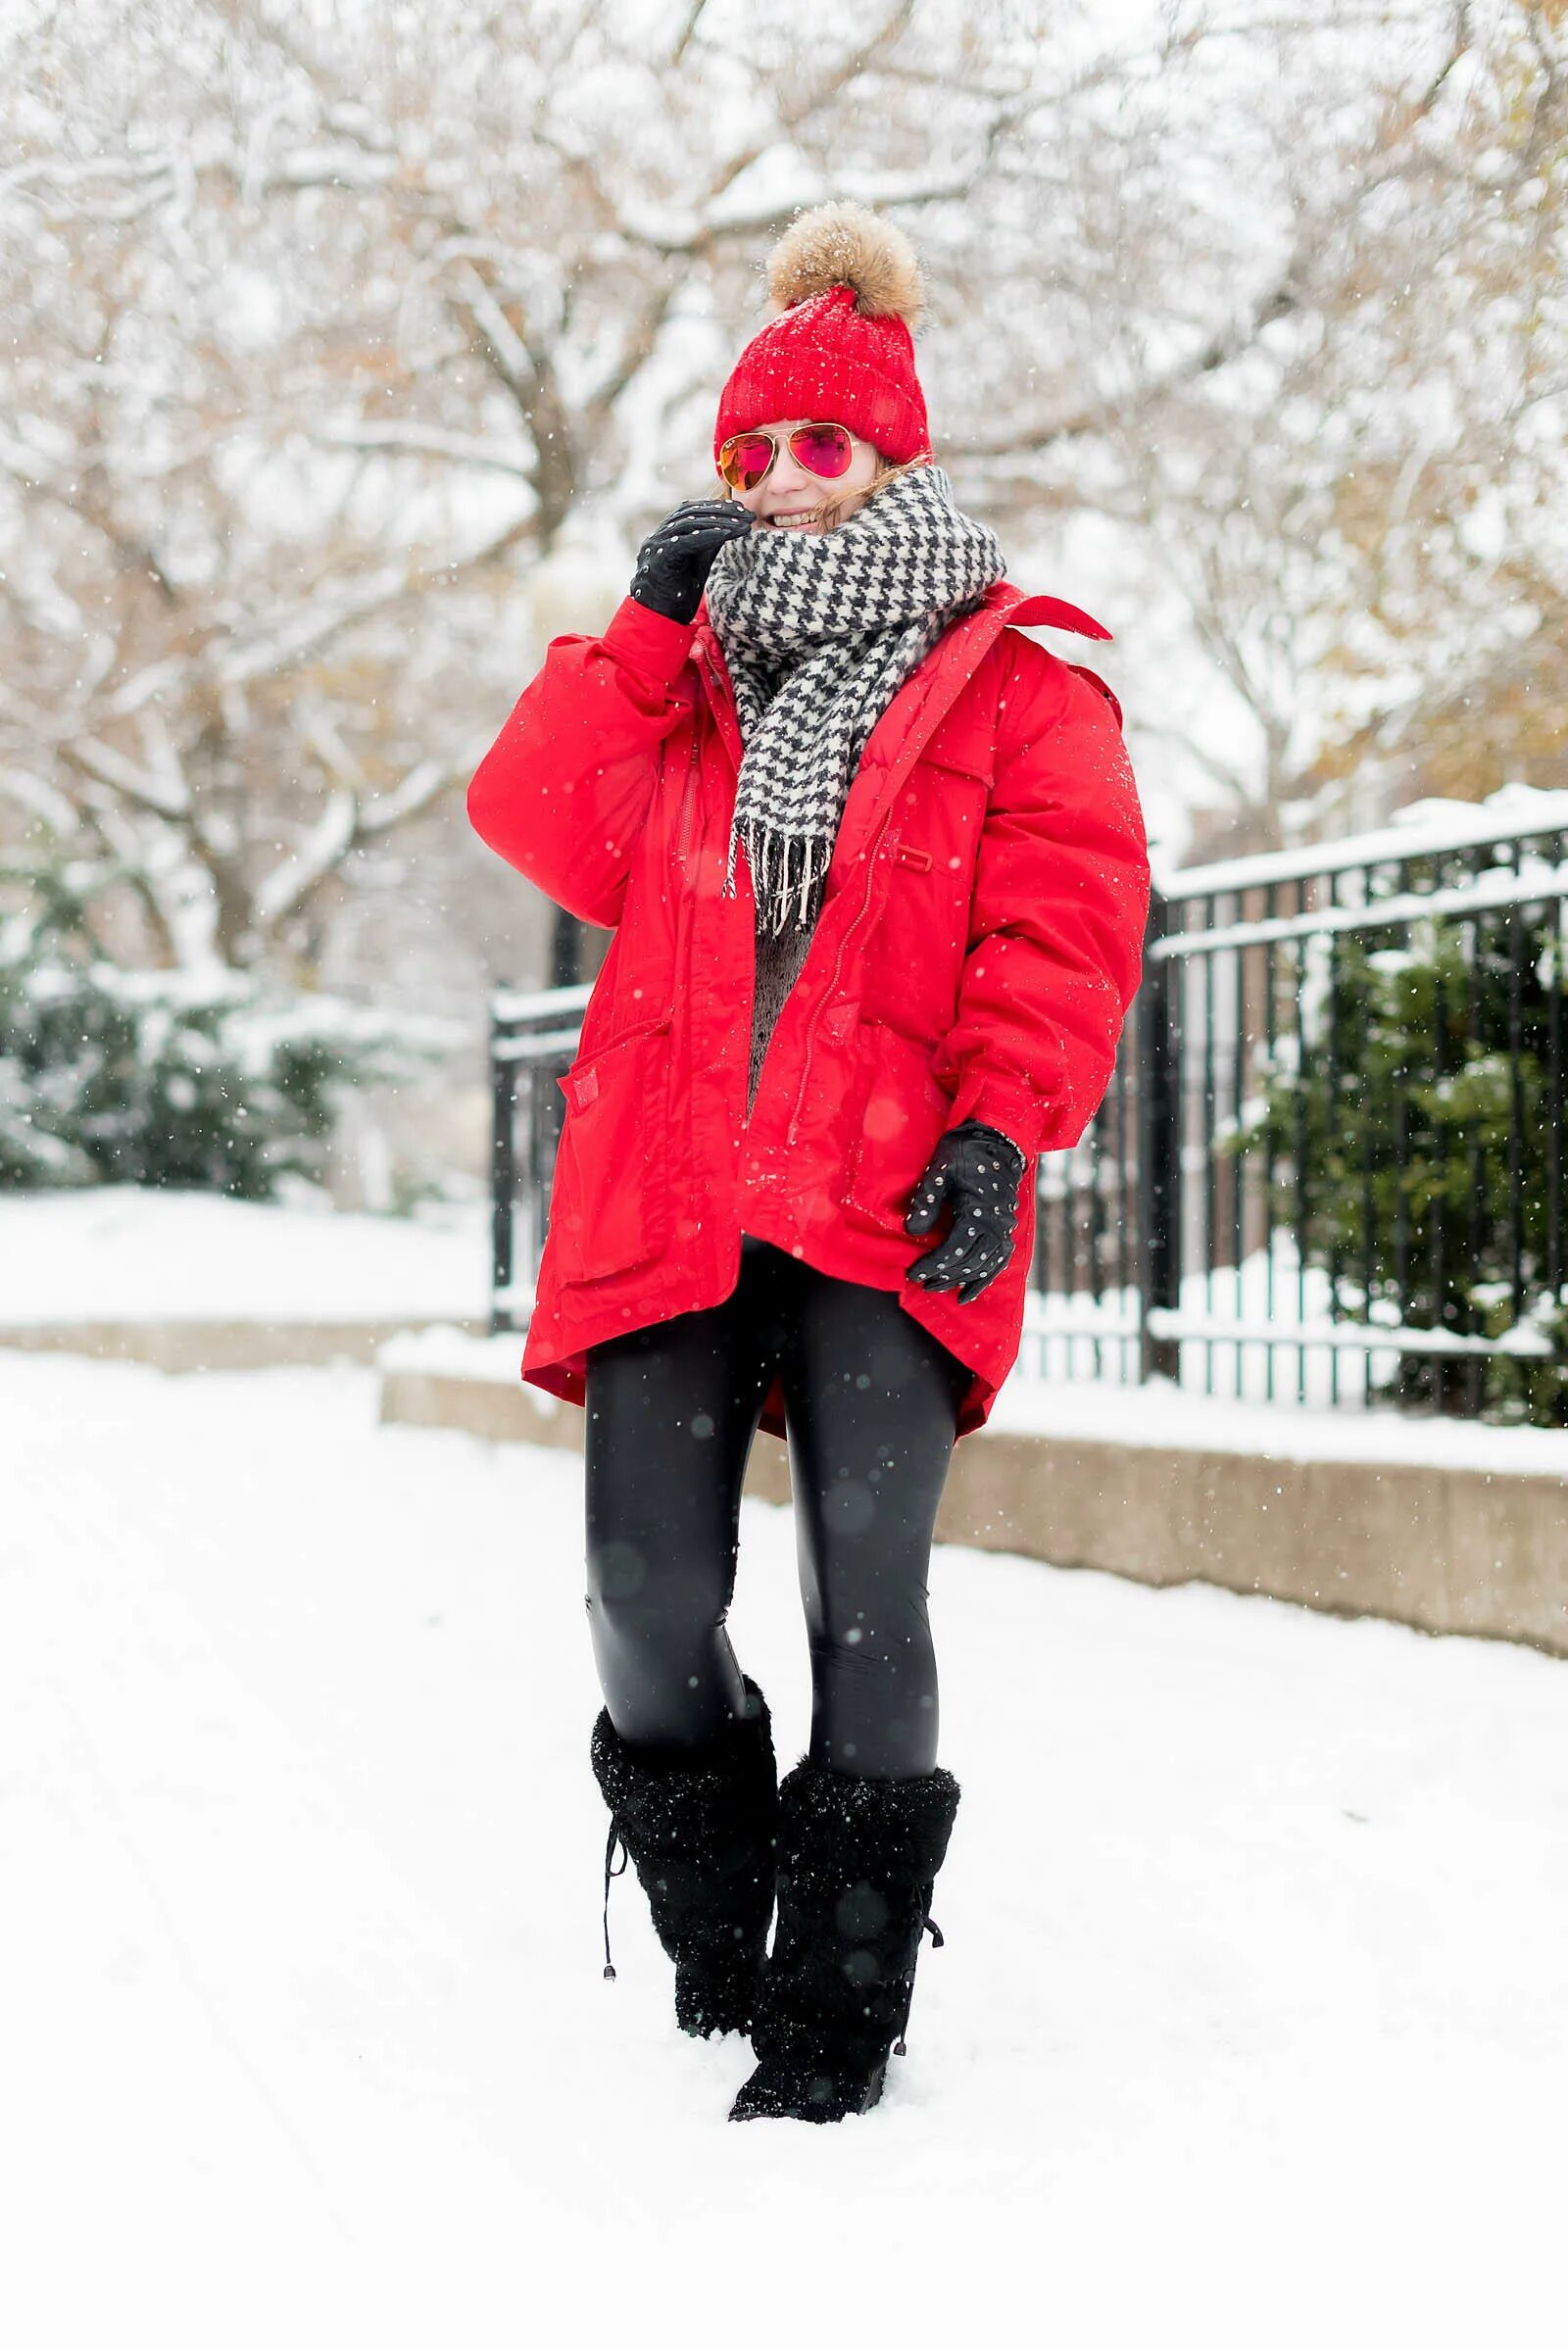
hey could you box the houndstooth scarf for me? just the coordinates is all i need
[703,461,1005,938]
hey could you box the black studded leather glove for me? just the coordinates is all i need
[903,1118,1029,1303]
[629,498,754,624]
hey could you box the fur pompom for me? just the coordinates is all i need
[764,200,925,329]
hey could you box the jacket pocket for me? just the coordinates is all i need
[840,1022,955,1236]
[550,1012,672,1281]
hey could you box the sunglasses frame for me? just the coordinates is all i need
[715,419,859,496]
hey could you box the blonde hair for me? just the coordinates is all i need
[809,451,930,530]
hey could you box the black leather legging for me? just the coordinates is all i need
[583,1235,973,1780]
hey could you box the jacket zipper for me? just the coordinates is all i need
[696,646,739,775]
[676,717,702,870]
[693,652,761,1142]
[785,809,894,1146]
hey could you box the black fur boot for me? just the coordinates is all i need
[729,1757,960,2124]
[590,1680,780,2040]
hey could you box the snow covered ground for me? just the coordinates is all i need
[3,1346,1562,2346]
[0,1185,489,1325]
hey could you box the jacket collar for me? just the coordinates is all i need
[689,577,1112,887]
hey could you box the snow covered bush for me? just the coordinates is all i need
[1224,888,1568,1427]
[0,862,437,1199]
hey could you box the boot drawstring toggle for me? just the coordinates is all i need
[602,1826,628,1981]
[893,1913,947,2056]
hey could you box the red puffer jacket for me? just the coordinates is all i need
[466,579,1150,1440]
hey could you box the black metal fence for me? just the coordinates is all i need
[489,795,1568,1424]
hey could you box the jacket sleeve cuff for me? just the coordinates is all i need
[601,594,699,692]
[945,1073,1050,1161]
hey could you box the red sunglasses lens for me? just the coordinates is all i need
[791,425,854,478]
[719,434,775,491]
[717,424,856,492]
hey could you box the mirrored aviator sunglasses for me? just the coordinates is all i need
[716,421,857,495]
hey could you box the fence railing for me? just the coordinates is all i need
[489,791,1568,1424]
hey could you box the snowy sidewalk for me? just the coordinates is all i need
[3,1350,1562,2347]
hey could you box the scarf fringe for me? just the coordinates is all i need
[723,817,832,934]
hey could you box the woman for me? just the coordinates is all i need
[466,201,1151,2124]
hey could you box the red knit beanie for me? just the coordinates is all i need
[712,201,933,471]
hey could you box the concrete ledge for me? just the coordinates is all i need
[938,1428,1567,1657]
[378,1362,796,1502]
[0,1319,489,1373]
[379,1362,1568,1660]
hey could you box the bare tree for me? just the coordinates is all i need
[1054,1,1568,851]
[2,0,1562,988]
[0,0,1072,977]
